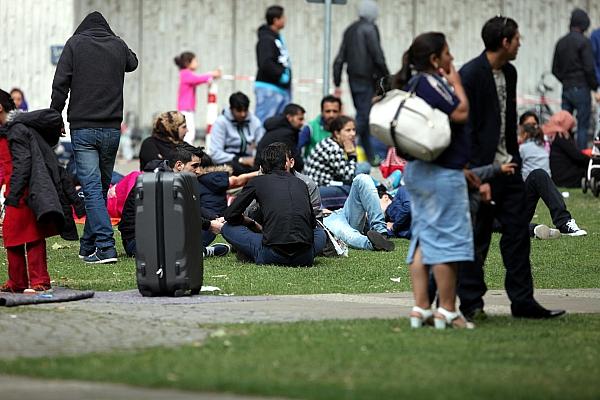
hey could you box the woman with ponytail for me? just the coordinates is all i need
[395,33,474,329]
[174,51,221,145]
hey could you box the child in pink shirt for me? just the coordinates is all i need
[174,51,221,144]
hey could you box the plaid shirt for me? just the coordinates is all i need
[304,137,356,186]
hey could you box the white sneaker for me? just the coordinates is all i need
[533,224,561,240]
[559,219,588,237]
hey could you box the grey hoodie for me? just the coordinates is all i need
[208,108,265,164]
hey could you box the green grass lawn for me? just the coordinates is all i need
[0,189,599,399]
[1,188,598,294]
[1,316,599,400]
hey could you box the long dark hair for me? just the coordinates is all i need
[393,32,447,89]
[329,116,354,136]
[0,89,16,113]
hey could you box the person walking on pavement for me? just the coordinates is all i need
[50,11,138,264]
[254,5,292,124]
[333,0,389,165]
[458,16,565,320]
[552,8,600,150]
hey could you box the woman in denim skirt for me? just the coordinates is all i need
[393,32,474,329]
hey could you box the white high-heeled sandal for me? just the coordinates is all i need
[434,307,475,330]
[409,306,433,328]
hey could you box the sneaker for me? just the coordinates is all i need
[78,248,95,260]
[559,219,588,237]
[204,243,231,257]
[83,247,118,264]
[366,230,395,252]
[533,224,561,240]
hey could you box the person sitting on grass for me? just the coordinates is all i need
[304,116,371,210]
[544,110,590,188]
[255,103,306,173]
[518,112,587,237]
[297,95,342,160]
[118,145,229,258]
[138,111,186,171]
[381,184,412,239]
[322,174,395,251]
[222,142,326,266]
[208,92,264,175]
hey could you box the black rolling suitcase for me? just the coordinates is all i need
[134,171,203,296]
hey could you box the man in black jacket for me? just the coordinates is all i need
[552,8,600,150]
[458,16,565,320]
[254,5,291,123]
[50,12,138,264]
[255,103,305,172]
[222,142,326,266]
[333,0,389,164]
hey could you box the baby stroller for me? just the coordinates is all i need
[581,132,600,197]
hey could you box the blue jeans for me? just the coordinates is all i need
[221,224,326,266]
[72,128,121,251]
[123,229,216,258]
[349,79,388,162]
[318,163,372,210]
[323,175,387,250]
[254,85,291,124]
[562,86,591,150]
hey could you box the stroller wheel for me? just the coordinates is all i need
[592,177,600,197]
[581,177,588,194]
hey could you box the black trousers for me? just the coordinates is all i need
[525,169,571,235]
[458,174,536,314]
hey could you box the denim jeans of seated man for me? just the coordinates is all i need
[123,229,216,258]
[323,174,387,250]
[221,224,326,266]
[72,128,121,253]
[254,86,291,124]
[318,164,372,210]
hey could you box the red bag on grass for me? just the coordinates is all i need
[379,147,406,178]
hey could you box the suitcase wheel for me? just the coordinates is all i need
[139,289,157,297]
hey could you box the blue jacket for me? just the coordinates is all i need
[385,187,411,239]
[196,166,231,219]
[591,29,600,87]
[459,52,520,167]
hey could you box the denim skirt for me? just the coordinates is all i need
[403,160,473,265]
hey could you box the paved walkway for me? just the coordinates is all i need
[2,289,599,360]
[0,375,289,400]
[1,289,599,398]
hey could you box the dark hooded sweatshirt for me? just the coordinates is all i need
[255,25,291,90]
[50,12,138,129]
[255,115,303,172]
[552,9,598,91]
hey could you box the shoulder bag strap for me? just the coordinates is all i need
[389,74,422,155]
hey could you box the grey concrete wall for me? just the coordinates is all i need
[0,0,74,112]
[3,0,599,136]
